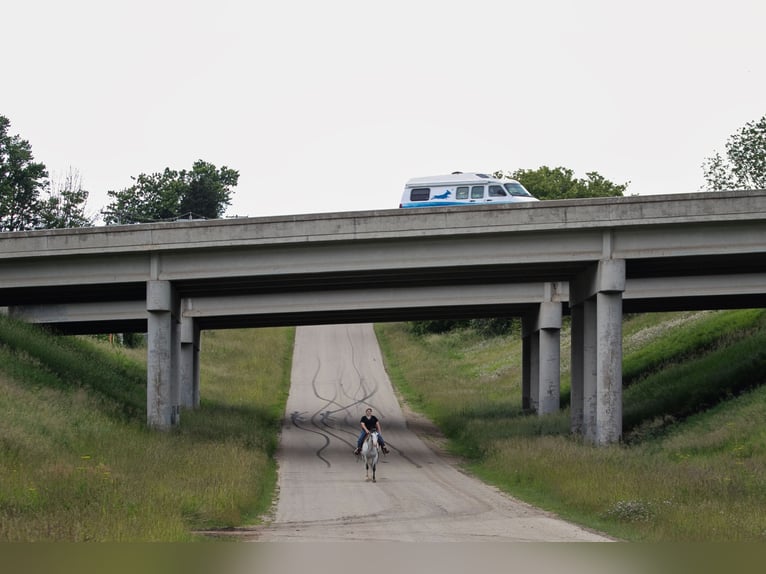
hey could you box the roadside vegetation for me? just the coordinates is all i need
[2,307,765,542]
[0,315,292,542]
[375,309,766,542]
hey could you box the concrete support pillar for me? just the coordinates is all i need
[529,331,540,412]
[179,307,201,410]
[537,302,561,414]
[147,280,181,429]
[570,259,625,445]
[569,303,584,435]
[171,311,181,422]
[521,318,532,412]
[522,299,562,415]
[582,297,598,443]
[595,291,623,444]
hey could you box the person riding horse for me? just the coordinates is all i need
[354,407,389,455]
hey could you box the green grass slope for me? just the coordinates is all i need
[0,316,293,542]
[375,309,766,541]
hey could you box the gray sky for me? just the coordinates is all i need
[5,0,765,219]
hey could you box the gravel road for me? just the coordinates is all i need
[256,324,610,542]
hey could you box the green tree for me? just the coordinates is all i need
[496,166,628,200]
[0,115,49,231]
[701,114,766,191]
[102,160,239,224]
[178,161,239,218]
[39,168,93,229]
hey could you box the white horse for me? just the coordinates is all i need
[361,431,380,482]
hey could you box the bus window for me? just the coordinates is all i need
[470,186,484,199]
[488,185,507,197]
[456,186,469,199]
[410,188,430,201]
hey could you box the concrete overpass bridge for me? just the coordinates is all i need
[2,190,765,444]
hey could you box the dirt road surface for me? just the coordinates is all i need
[256,324,610,542]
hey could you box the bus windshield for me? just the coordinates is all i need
[504,182,533,197]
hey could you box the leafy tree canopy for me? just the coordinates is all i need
[496,166,628,200]
[0,115,49,231]
[102,160,239,224]
[701,114,766,191]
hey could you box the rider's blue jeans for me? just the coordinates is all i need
[357,430,385,448]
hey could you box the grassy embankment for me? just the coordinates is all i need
[375,309,766,542]
[2,308,765,542]
[0,315,293,542]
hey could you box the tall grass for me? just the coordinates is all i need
[0,315,293,541]
[622,309,766,385]
[375,309,766,541]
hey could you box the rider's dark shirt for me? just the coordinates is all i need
[360,415,379,431]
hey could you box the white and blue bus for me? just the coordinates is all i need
[399,172,538,208]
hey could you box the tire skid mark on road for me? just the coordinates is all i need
[290,354,354,467]
[304,357,347,465]
[308,355,360,453]
[344,327,379,410]
[300,338,379,463]
[289,410,331,468]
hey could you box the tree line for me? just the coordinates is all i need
[1,112,764,234]
[0,115,238,231]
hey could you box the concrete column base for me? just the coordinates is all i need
[570,260,625,444]
[147,280,181,429]
[522,299,562,415]
[569,303,585,435]
[180,308,201,409]
[521,321,532,412]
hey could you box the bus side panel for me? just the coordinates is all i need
[400,185,473,208]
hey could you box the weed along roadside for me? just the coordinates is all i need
[2,309,766,542]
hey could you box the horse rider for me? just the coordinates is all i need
[354,407,389,455]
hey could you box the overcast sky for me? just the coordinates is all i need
[5,1,765,220]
